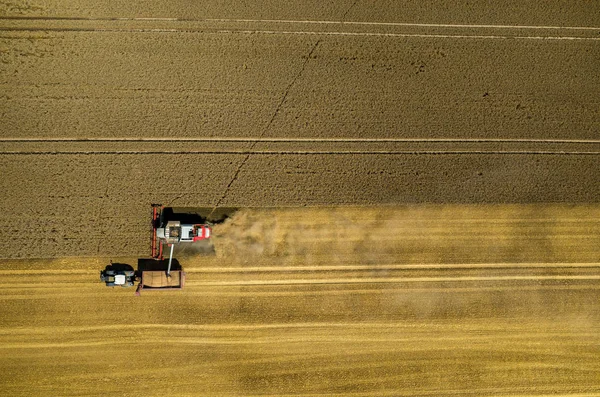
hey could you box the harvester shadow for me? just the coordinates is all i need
[162,206,238,225]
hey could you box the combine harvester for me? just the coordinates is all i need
[100,204,212,295]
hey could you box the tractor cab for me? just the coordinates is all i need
[100,262,136,287]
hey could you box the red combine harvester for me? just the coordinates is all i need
[151,204,212,262]
[100,204,213,295]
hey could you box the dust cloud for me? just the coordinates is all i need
[208,205,600,266]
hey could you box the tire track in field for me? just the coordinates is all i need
[1,17,599,40]
[2,138,599,143]
[1,17,599,30]
[1,151,598,155]
[1,138,598,155]
[209,38,321,215]
[2,27,598,41]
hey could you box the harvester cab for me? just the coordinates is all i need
[155,221,211,244]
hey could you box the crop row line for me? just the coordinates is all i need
[0,150,598,155]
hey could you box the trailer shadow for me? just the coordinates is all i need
[137,258,182,272]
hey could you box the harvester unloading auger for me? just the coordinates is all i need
[100,204,213,295]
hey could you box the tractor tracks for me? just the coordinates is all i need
[1,17,599,40]
[0,137,598,155]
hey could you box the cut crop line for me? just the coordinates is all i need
[0,150,598,155]
[0,263,597,275]
[187,275,600,287]
[0,285,597,300]
[4,322,596,333]
[3,335,591,349]
[0,323,399,333]
[2,16,599,31]
[0,269,91,275]
[2,138,599,144]
[184,263,600,273]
